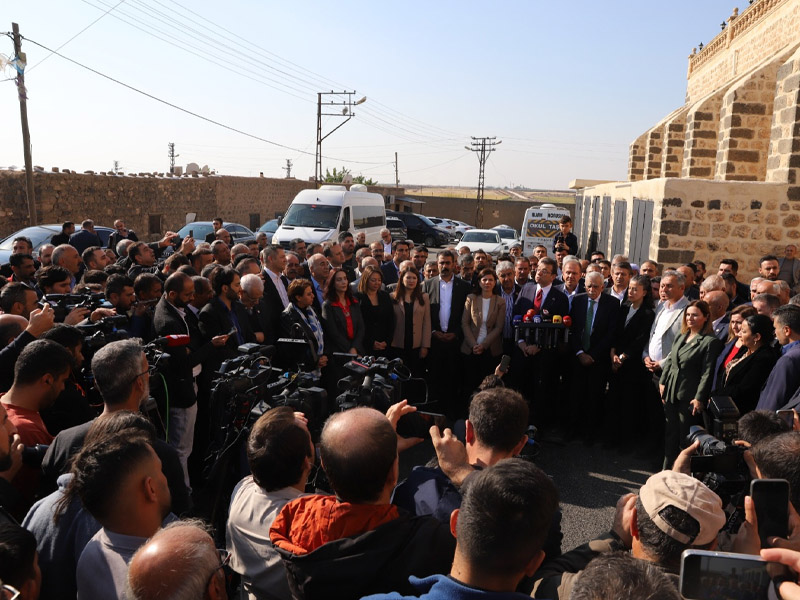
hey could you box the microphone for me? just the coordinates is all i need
[152,334,190,348]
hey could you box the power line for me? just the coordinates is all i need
[77,0,469,144]
[20,37,384,165]
[27,0,127,72]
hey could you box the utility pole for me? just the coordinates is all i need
[283,159,293,178]
[168,142,178,174]
[315,91,366,186]
[465,137,501,228]
[12,23,36,225]
[394,152,399,188]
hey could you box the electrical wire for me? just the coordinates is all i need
[21,36,385,165]
[27,0,128,72]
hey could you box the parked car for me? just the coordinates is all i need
[177,221,256,245]
[386,211,449,248]
[491,225,520,250]
[428,217,457,240]
[447,219,473,239]
[386,217,407,241]
[258,219,282,240]
[456,229,505,258]
[0,224,113,264]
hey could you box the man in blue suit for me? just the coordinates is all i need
[513,257,569,428]
[757,305,800,411]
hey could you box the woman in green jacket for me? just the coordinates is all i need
[659,300,724,469]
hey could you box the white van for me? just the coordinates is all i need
[272,184,386,247]
[520,203,571,256]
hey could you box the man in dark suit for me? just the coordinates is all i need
[555,257,585,310]
[198,267,255,374]
[567,271,621,442]
[68,220,103,255]
[423,249,471,417]
[153,272,201,486]
[204,217,224,244]
[705,290,730,341]
[718,258,751,305]
[496,260,520,355]
[513,257,569,427]
[257,245,290,344]
[380,240,410,286]
[757,305,800,411]
[51,222,75,248]
[604,261,632,305]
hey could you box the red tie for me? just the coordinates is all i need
[533,289,543,314]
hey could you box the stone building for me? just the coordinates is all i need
[576,0,800,277]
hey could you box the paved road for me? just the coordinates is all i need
[398,431,659,553]
[534,437,657,551]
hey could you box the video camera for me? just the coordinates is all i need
[42,292,112,322]
[336,355,411,413]
[76,314,130,354]
[686,396,749,532]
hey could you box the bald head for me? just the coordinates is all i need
[319,407,397,504]
[127,521,226,600]
[705,290,730,321]
[0,313,27,347]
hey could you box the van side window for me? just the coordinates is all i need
[341,207,351,232]
[353,205,385,228]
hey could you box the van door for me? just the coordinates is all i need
[340,206,351,233]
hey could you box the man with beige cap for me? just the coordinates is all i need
[530,470,726,599]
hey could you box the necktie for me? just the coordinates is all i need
[533,289,543,314]
[583,299,595,351]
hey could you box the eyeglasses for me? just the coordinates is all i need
[206,549,231,588]
[535,268,553,275]
[125,365,155,389]
[2,584,21,600]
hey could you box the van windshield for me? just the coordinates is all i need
[283,204,341,229]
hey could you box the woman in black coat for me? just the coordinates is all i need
[711,314,778,415]
[608,275,656,446]
[355,265,394,358]
[279,278,328,373]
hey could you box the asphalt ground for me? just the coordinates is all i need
[397,429,659,553]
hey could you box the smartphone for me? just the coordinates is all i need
[396,411,447,440]
[751,479,790,546]
[189,229,194,239]
[777,409,795,429]
[499,354,511,373]
[680,549,792,600]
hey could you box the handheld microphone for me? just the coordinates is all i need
[152,334,191,348]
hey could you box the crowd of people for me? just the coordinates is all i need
[1,214,800,599]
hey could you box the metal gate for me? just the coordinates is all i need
[611,200,627,257]
[629,198,654,265]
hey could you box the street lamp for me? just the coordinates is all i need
[315,91,367,186]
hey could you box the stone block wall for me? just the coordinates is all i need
[767,45,800,199]
[681,89,727,179]
[687,0,800,103]
[627,133,647,182]
[644,126,664,179]
[579,178,792,279]
[715,58,784,181]
[0,172,404,240]
[661,110,688,178]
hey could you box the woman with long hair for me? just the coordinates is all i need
[321,268,365,356]
[659,300,724,469]
[711,314,778,415]
[713,304,758,388]
[389,265,430,377]
[460,268,505,394]
[356,265,394,358]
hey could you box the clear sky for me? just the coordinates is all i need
[1,1,748,189]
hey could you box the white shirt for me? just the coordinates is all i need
[439,277,454,332]
[266,268,290,308]
[610,287,626,303]
[383,240,392,256]
[535,282,552,308]
[226,477,305,600]
[476,297,491,345]
[648,300,683,362]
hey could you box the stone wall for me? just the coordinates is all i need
[0,172,403,240]
[766,44,800,200]
[577,178,792,279]
[687,0,800,103]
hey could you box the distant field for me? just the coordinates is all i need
[405,187,574,205]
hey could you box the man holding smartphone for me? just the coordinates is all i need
[532,471,726,599]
